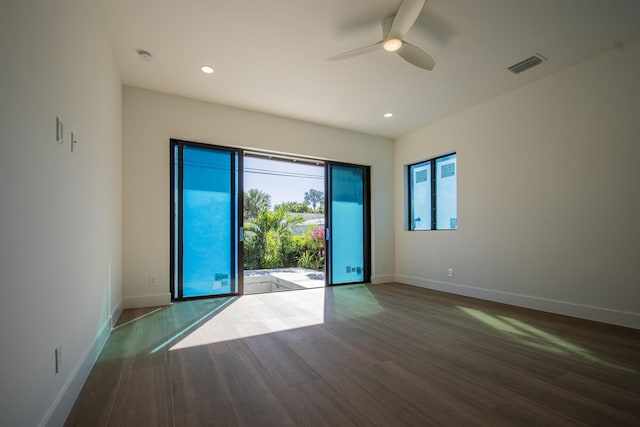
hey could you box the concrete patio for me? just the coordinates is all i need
[244,268,325,294]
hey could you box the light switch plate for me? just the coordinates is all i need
[56,117,63,143]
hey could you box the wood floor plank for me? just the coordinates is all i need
[244,333,319,386]
[364,359,513,426]
[242,334,368,427]
[219,346,298,426]
[492,396,589,427]
[173,403,241,427]
[63,357,124,427]
[552,373,640,418]
[169,346,237,420]
[106,364,172,427]
[279,379,366,427]
[65,283,640,426]
[281,330,417,425]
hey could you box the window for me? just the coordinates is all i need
[408,153,457,230]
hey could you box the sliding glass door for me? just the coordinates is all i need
[171,140,370,298]
[326,162,370,285]
[171,140,242,299]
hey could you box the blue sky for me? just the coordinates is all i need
[243,157,324,206]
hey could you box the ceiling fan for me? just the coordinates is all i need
[328,0,435,70]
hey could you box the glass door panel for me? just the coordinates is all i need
[171,140,239,299]
[327,163,370,285]
[183,146,232,297]
[435,154,457,230]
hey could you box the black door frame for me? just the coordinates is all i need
[170,139,244,300]
[325,161,371,285]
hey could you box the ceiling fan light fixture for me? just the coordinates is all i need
[383,38,403,52]
[327,0,435,70]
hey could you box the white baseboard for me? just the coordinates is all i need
[123,292,171,309]
[111,300,123,329]
[371,274,394,284]
[395,275,640,330]
[42,299,122,427]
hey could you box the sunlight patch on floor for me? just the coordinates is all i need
[330,284,384,319]
[169,288,326,350]
[458,306,637,374]
[150,297,237,354]
[113,307,164,330]
[458,307,528,336]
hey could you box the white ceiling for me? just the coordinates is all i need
[103,0,640,138]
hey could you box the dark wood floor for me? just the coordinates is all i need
[65,283,640,426]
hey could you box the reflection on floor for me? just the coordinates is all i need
[244,268,324,294]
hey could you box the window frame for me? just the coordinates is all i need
[407,152,457,231]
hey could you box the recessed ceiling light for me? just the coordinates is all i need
[136,49,153,61]
[200,65,215,74]
[383,113,393,118]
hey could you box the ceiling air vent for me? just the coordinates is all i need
[508,54,546,74]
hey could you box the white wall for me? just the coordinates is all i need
[394,38,640,329]
[0,1,122,426]
[122,87,394,307]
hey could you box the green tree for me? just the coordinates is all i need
[274,201,310,213]
[304,189,324,212]
[244,205,305,269]
[244,188,271,218]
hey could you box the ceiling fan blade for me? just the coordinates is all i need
[389,0,426,40]
[327,41,382,61]
[397,41,435,70]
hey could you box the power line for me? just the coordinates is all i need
[244,167,323,180]
[179,162,324,180]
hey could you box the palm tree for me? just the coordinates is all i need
[244,188,271,218]
[271,205,304,235]
[304,188,324,211]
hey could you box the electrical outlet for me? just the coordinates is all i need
[54,345,62,373]
[448,268,453,277]
[148,276,157,287]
